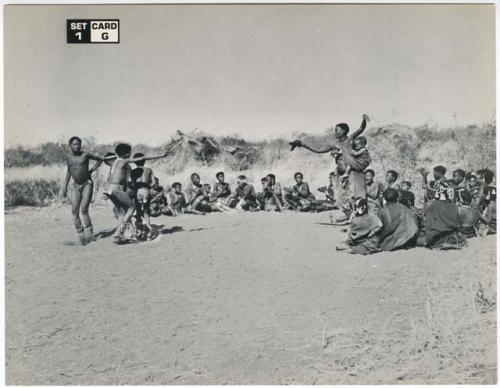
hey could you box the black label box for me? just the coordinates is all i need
[67,19,119,44]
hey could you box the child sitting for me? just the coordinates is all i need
[399,180,415,209]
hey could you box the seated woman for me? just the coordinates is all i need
[365,169,382,214]
[456,189,480,238]
[423,182,467,249]
[336,198,382,255]
[284,172,316,211]
[377,189,419,251]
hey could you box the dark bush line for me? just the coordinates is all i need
[5,180,60,207]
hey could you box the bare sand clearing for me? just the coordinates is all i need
[5,204,497,384]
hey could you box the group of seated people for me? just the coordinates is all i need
[337,166,496,254]
[148,165,496,253]
[148,170,339,216]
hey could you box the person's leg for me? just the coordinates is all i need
[69,185,86,243]
[80,181,94,241]
[110,189,135,238]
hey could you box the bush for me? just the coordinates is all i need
[5,180,60,207]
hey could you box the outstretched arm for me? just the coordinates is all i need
[129,151,171,164]
[291,140,334,154]
[350,114,370,139]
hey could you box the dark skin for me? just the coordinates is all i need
[291,114,369,155]
[61,138,105,198]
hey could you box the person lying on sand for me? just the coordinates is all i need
[61,136,110,245]
[103,143,170,241]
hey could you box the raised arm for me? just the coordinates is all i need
[350,114,370,139]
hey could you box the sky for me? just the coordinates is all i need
[4,4,496,147]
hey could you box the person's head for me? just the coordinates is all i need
[401,181,412,191]
[203,183,211,193]
[433,165,446,180]
[478,168,495,184]
[69,136,82,153]
[261,176,269,188]
[329,171,336,184]
[335,123,350,139]
[115,143,132,158]
[294,172,304,183]
[452,169,466,184]
[172,182,182,193]
[353,136,367,151]
[456,189,472,206]
[191,173,200,185]
[365,169,375,184]
[104,152,115,166]
[216,171,225,183]
[267,173,276,185]
[384,188,399,204]
[399,191,414,208]
[386,170,398,184]
[133,152,145,166]
[466,171,478,184]
[237,175,247,187]
[353,197,368,216]
[486,185,497,201]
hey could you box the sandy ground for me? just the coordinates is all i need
[5,204,497,384]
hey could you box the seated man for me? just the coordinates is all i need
[377,189,419,251]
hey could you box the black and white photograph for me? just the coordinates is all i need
[3,2,497,385]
